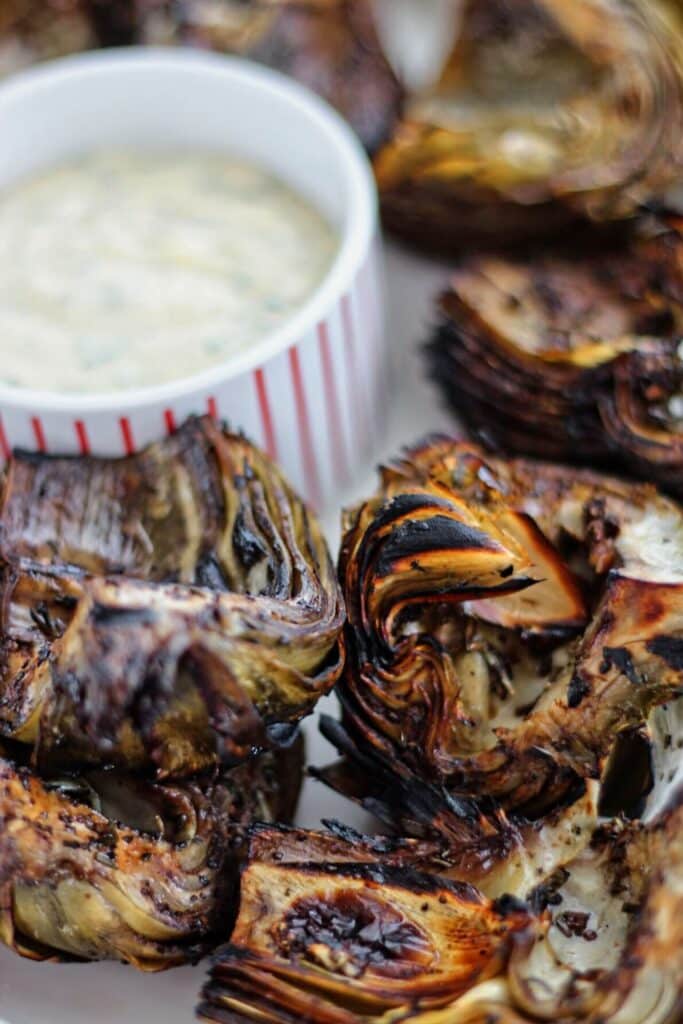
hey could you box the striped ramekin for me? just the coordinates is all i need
[0,50,385,509]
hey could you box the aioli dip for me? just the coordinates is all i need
[0,149,338,393]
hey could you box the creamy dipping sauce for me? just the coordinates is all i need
[0,149,338,393]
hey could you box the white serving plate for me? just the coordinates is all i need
[0,48,384,509]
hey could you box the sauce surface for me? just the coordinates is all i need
[0,149,338,393]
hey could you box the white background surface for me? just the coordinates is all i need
[0,241,456,1024]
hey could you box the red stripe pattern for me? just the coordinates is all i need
[164,409,176,435]
[341,291,370,454]
[288,345,321,510]
[0,417,9,461]
[31,417,46,453]
[74,419,90,455]
[119,417,135,455]
[318,320,348,485]
[254,367,277,460]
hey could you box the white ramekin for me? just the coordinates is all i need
[0,48,385,508]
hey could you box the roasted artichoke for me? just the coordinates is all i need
[0,416,340,967]
[332,439,683,821]
[374,0,683,248]
[0,416,344,776]
[426,215,683,495]
[199,770,683,1023]
[0,738,302,969]
[0,0,402,155]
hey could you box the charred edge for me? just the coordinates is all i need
[195,553,232,592]
[567,672,591,708]
[317,713,497,838]
[320,820,414,855]
[269,860,483,902]
[374,515,500,578]
[371,493,456,533]
[600,647,640,685]
[492,894,529,918]
[646,635,683,670]
[90,603,158,628]
[233,511,269,571]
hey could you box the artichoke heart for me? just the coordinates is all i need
[0,416,344,776]
[375,0,683,248]
[427,214,683,496]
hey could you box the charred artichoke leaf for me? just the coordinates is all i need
[198,844,533,1024]
[375,0,683,248]
[464,509,587,631]
[337,440,683,815]
[0,417,344,775]
[426,216,683,494]
[0,737,302,969]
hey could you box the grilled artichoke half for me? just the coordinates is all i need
[0,0,402,155]
[374,0,683,249]
[427,215,683,496]
[0,416,344,776]
[199,824,534,1023]
[331,439,683,823]
[198,761,683,1023]
[0,737,303,969]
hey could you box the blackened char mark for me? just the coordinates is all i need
[647,635,683,671]
[289,860,483,903]
[492,893,529,917]
[90,602,157,629]
[233,511,269,571]
[374,515,502,578]
[275,890,433,977]
[555,910,597,941]
[567,672,591,708]
[371,493,455,533]
[195,554,231,592]
[599,727,653,819]
[600,646,640,685]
